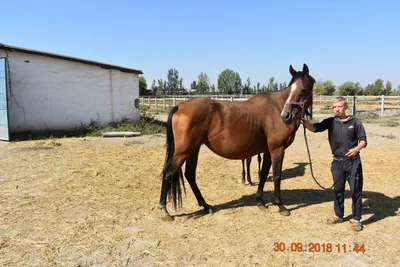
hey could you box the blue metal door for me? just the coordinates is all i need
[0,57,10,141]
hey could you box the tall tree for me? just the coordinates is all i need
[210,84,216,94]
[338,81,356,96]
[279,81,287,90]
[217,69,242,94]
[190,80,197,94]
[242,77,251,95]
[313,80,336,95]
[363,79,384,95]
[139,76,148,95]
[166,68,181,95]
[151,79,158,96]
[383,81,392,95]
[268,77,275,91]
[197,72,210,95]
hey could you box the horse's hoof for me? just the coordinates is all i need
[203,205,214,214]
[161,214,174,222]
[248,182,255,186]
[279,206,291,216]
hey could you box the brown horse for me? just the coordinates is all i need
[241,154,262,185]
[160,64,315,221]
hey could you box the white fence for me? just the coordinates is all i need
[140,95,400,117]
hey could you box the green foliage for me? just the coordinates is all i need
[362,79,392,95]
[338,81,360,96]
[166,68,183,95]
[197,72,210,94]
[314,80,336,95]
[242,77,251,94]
[87,113,166,136]
[218,69,242,94]
[139,76,151,96]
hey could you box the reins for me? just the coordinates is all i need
[302,124,334,190]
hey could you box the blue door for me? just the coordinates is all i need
[0,57,10,141]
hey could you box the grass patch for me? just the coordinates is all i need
[10,113,166,141]
[124,140,145,146]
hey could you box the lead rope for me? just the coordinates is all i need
[303,124,335,190]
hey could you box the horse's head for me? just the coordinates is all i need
[281,64,315,124]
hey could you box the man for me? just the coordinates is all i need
[302,96,367,232]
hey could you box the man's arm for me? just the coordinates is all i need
[345,139,367,158]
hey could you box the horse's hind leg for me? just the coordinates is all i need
[185,148,213,214]
[246,157,254,185]
[241,159,246,184]
[159,154,187,221]
[256,153,272,209]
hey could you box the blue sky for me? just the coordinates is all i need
[2,0,400,89]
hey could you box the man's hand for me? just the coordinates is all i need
[345,147,359,158]
[301,118,316,132]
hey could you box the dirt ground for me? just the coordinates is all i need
[0,116,399,266]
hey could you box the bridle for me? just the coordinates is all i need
[284,91,313,118]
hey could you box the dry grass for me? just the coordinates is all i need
[0,123,399,266]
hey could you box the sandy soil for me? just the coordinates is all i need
[0,117,399,266]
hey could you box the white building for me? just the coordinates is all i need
[0,44,142,141]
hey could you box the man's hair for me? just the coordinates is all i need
[333,96,347,105]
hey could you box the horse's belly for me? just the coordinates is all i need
[205,136,264,160]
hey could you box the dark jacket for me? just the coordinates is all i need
[313,116,367,158]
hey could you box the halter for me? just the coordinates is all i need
[284,92,313,118]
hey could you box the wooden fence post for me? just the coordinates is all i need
[155,97,158,109]
[352,95,356,115]
[173,97,176,106]
[381,95,385,117]
[141,97,144,106]
[319,95,322,104]
[163,97,166,109]
[148,97,151,107]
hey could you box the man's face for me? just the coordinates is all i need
[332,100,347,117]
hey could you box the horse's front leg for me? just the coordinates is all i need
[271,150,290,216]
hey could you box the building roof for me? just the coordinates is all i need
[0,43,143,75]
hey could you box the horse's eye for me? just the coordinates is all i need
[300,89,306,95]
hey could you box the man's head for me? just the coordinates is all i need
[332,96,348,119]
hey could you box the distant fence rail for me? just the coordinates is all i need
[140,95,400,117]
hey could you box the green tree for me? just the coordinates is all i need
[279,81,287,90]
[139,76,149,95]
[190,80,197,95]
[217,69,242,94]
[383,81,392,95]
[242,77,251,95]
[314,80,336,95]
[197,72,210,95]
[151,79,158,96]
[268,77,275,91]
[210,84,216,94]
[166,68,182,95]
[363,79,384,95]
[338,81,358,96]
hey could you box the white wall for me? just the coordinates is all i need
[0,50,140,133]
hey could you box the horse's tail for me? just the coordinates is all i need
[162,106,185,211]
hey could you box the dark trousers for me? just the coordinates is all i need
[331,157,363,220]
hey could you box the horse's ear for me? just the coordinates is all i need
[289,65,297,76]
[302,64,309,76]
